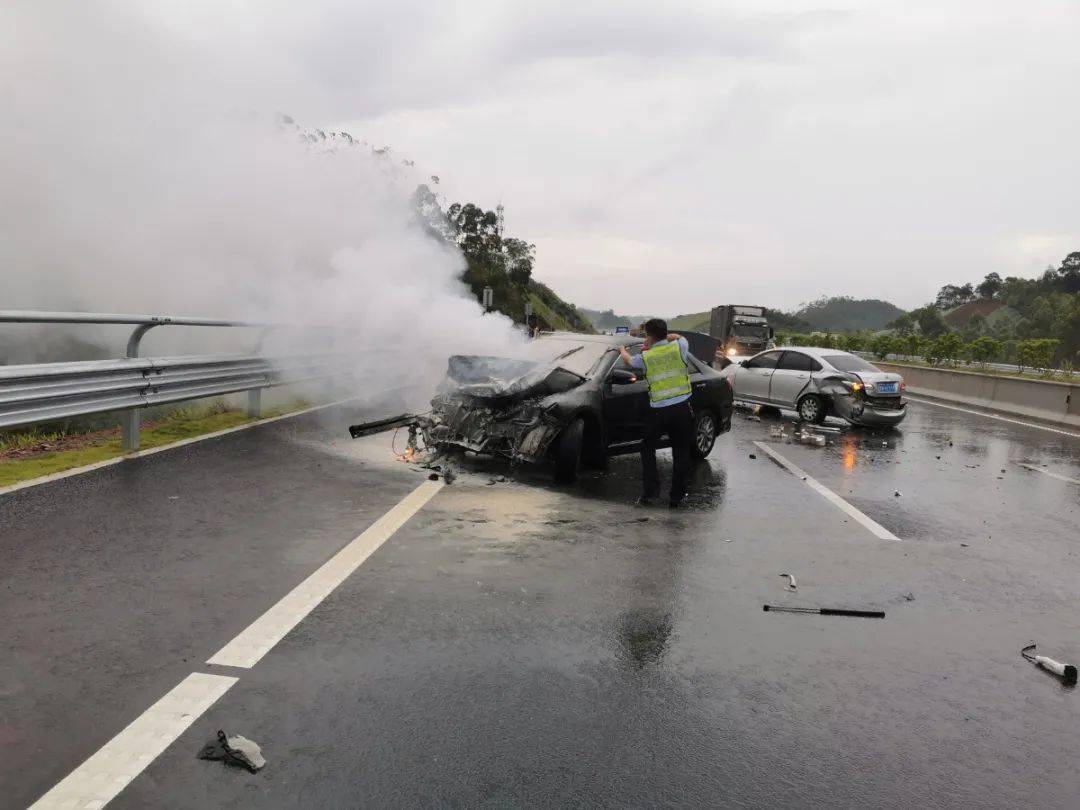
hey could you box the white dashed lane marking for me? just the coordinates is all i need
[1017,463,1080,485]
[752,441,901,542]
[31,477,443,808]
[29,673,238,809]
[207,478,444,668]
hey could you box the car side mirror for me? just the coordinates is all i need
[609,368,638,385]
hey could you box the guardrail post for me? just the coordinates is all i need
[247,389,262,418]
[121,321,163,452]
[121,412,139,452]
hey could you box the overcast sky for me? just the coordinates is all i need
[9,1,1080,315]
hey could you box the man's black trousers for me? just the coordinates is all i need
[641,401,694,502]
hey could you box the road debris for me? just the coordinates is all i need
[763,605,885,619]
[902,592,915,602]
[748,453,757,460]
[1022,643,1078,686]
[894,490,901,497]
[746,415,762,422]
[779,573,797,590]
[197,730,266,773]
[793,429,826,446]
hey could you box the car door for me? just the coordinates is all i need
[601,348,648,446]
[769,351,820,407]
[734,350,781,401]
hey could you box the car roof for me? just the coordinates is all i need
[538,331,642,348]
[769,346,853,361]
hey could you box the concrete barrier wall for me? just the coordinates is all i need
[875,362,1080,428]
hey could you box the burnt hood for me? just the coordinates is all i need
[443,354,585,405]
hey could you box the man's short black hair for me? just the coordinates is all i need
[643,318,668,341]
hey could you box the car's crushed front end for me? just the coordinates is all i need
[822,371,906,427]
[400,354,585,465]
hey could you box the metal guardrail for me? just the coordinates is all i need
[0,311,338,450]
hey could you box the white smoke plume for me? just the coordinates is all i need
[1,1,524,402]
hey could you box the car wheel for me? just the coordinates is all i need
[691,410,718,460]
[798,394,826,424]
[553,417,585,483]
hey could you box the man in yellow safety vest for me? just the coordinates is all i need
[618,318,694,507]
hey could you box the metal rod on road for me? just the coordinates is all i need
[763,605,885,618]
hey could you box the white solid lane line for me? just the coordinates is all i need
[30,672,237,810]
[752,441,901,542]
[905,396,1080,439]
[207,478,444,668]
[1017,463,1080,485]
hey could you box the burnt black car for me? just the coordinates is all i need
[355,332,733,483]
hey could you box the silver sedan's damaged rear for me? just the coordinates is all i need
[721,347,906,427]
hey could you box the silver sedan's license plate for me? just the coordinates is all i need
[877,382,898,393]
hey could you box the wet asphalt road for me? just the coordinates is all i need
[2,398,1079,808]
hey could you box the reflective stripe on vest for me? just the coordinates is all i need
[642,341,692,405]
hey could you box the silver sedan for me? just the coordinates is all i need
[721,347,907,426]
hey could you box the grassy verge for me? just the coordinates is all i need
[0,401,305,488]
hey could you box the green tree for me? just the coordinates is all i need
[899,332,922,358]
[935,284,975,310]
[932,332,964,365]
[967,336,1001,368]
[888,312,915,334]
[1024,338,1060,372]
[912,305,949,337]
[976,272,1003,300]
[870,334,895,360]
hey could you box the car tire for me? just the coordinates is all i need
[691,410,718,460]
[798,394,827,424]
[553,417,585,483]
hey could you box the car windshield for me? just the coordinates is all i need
[823,353,880,373]
[512,337,610,377]
[734,323,767,338]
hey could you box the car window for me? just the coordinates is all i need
[743,351,781,370]
[822,353,879,373]
[777,351,821,372]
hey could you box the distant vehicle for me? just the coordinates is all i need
[709,305,774,361]
[721,347,906,427]
[351,333,734,483]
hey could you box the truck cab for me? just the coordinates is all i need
[709,304,775,362]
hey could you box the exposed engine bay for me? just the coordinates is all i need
[349,353,588,465]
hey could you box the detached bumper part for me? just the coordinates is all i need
[348,414,418,438]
